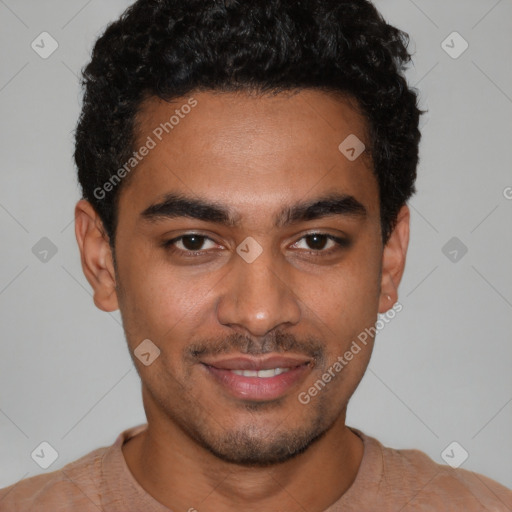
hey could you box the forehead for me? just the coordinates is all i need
[120,89,379,226]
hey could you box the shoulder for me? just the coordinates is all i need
[0,446,108,512]
[357,430,512,511]
[382,442,512,510]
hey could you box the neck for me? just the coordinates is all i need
[122,410,364,512]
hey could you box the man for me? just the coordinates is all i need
[1,0,510,510]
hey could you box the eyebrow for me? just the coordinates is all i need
[140,192,367,228]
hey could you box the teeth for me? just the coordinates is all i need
[231,367,291,378]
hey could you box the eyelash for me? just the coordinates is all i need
[162,233,350,258]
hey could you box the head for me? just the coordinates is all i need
[74,0,422,467]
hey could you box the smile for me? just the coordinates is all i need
[200,355,313,401]
[230,367,291,378]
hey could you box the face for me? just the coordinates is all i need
[76,89,409,466]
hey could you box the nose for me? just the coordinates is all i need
[215,248,301,337]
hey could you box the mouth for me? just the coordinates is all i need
[200,354,314,401]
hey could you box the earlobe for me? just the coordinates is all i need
[378,205,410,314]
[74,199,119,312]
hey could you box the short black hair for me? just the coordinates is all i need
[74,0,423,247]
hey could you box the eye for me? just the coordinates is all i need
[163,234,219,255]
[163,232,350,258]
[291,233,350,254]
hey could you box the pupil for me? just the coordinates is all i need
[183,236,204,251]
[307,234,327,250]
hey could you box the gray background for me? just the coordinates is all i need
[0,0,511,491]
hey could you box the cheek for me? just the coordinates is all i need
[118,254,220,346]
[303,250,381,331]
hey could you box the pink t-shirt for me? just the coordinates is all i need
[1,423,510,511]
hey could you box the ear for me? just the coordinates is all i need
[378,205,410,314]
[74,199,119,312]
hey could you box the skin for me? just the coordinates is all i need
[75,89,409,512]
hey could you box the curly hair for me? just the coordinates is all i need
[74,0,423,247]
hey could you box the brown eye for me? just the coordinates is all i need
[292,233,350,253]
[179,235,207,251]
[304,234,330,250]
[163,234,218,254]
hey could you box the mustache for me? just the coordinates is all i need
[186,331,326,365]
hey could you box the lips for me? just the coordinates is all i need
[200,354,312,371]
[200,354,313,401]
